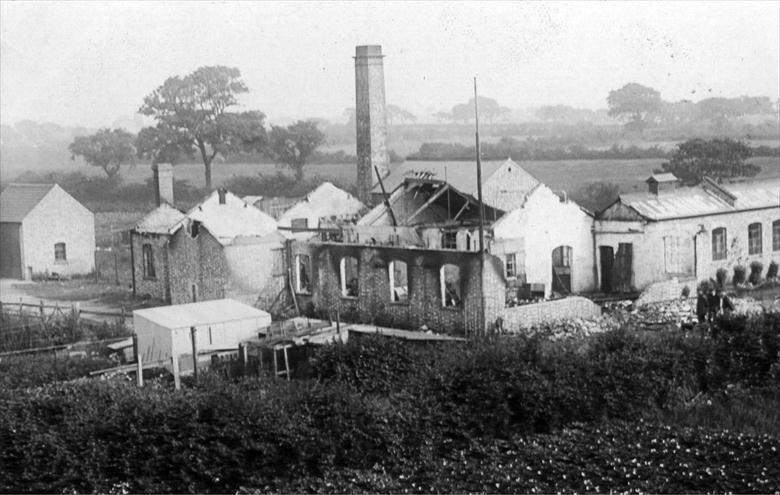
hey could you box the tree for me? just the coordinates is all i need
[138,66,267,189]
[662,138,758,185]
[570,181,620,213]
[68,128,135,181]
[607,83,663,130]
[387,105,417,125]
[267,120,325,181]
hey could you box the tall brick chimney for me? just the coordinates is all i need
[153,163,174,206]
[354,45,389,205]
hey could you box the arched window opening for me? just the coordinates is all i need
[389,260,408,302]
[440,264,462,307]
[340,256,359,297]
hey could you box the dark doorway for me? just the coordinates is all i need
[599,246,614,292]
[551,245,572,294]
[0,223,23,279]
[614,243,633,293]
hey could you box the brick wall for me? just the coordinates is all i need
[167,227,229,305]
[131,232,170,301]
[500,296,602,331]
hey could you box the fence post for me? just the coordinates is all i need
[39,300,44,320]
[240,343,248,372]
[190,326,198,384]
[19,298,23,317]
[133,335,143,387]
[171,354,181,390]
[283,345,291,381]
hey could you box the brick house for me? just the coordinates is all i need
[131,185,286,308]
[0,183,95,279]
[595,175,780,292]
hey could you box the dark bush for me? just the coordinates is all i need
[733,265,747,286]
[716,267,728,288]
[768,260,779,279]
[749,261,764,285]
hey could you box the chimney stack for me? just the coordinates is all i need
[354,45,389,205]
[153,163,174,206]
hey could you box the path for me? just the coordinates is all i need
[0,279,132,328]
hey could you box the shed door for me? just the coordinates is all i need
[0,223,23,279]
[614,243,633,293]
[599,246,614,293]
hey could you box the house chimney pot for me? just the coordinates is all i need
[153,163,174,206]
[218,187,227,205]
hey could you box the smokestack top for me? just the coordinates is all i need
[355,45,384,58]
[152,163,174,207]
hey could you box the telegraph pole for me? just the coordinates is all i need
[474,77,487,335]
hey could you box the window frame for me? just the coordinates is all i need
[295,254,312,294]
[505,253,517,278]
[440,264,462,308]
[142,243,156,279]
[712,227,727,261]
[54,242,67,262]
[442,231,457,250]
[748,223,762,255]
[339,256,359,298]
[773,220,780,252]
[388,260,409,303]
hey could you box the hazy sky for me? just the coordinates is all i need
[1,1,778,128]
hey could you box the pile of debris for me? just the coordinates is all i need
[522,314,621,340]
[628,298,697,329]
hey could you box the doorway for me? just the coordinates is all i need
[599,246,614,293]
[551,245,572,294]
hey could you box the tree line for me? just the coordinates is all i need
[69,66,326,189]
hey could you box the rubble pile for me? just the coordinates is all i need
[629,298,697,329]
[523,314,620,340]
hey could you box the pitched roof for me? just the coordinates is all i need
[372,160,509,197]
[0,183,56,222]
[170,190,278,245]
[134,204,186,234]
[646,173,679,183]
[278,182,364,227]
[614,178,780,221]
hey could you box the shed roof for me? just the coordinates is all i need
[133,299,270,330]
[0,183,56,222]
[613,178,780,221]
[134,204,185,234]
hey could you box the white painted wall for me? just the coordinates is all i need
[493,186,596,297]
[21,185,95,278]
[596,208,780,290]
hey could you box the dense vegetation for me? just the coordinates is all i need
[1,313,778,493]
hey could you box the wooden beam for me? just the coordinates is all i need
[407,184,450,223]
[453,201,470,220]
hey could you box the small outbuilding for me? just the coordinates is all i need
[133,298,272,367]
[0,183,95,279]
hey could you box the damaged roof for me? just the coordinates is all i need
[374,160,506,196]
[169,190,278,245]
[134,204,186,234]
[0,183,56,222]
[278,182,364,228]
[607,178,780,221]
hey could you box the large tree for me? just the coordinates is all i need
[662,138,758,185]
[267,120,325,181]
[387,105,417,125]
[607,83,663,130]
[68,128,135,181]
[137,66,267,189]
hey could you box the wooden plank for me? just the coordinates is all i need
[406,184,450,223]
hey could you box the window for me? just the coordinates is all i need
[774,220,780,251]
[291,218,309,232]
[440,264,462,307]
[54,242,66,261]
[551,245,572,267]
[142,244,155,279]
[663,236,682,273]
[712,227,727,261]
[389,260,408,302]
[505,253,517,278]
[340,256,359,297]
[442,231,457,249]
[748,223,762,255]
[295,255,311,293]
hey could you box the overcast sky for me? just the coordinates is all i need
[1,1,778,128]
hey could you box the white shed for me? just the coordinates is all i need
[133,299,271,366]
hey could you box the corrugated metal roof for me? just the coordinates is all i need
[0,183,55,222]
[135,204,186,234]
[133,298,270,330]
[373,159,508,197]
[619,178,780,220]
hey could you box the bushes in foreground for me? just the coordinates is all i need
[1,313,778,493]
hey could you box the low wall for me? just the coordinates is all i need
[635,277,696,307]
[500,296,601,331]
